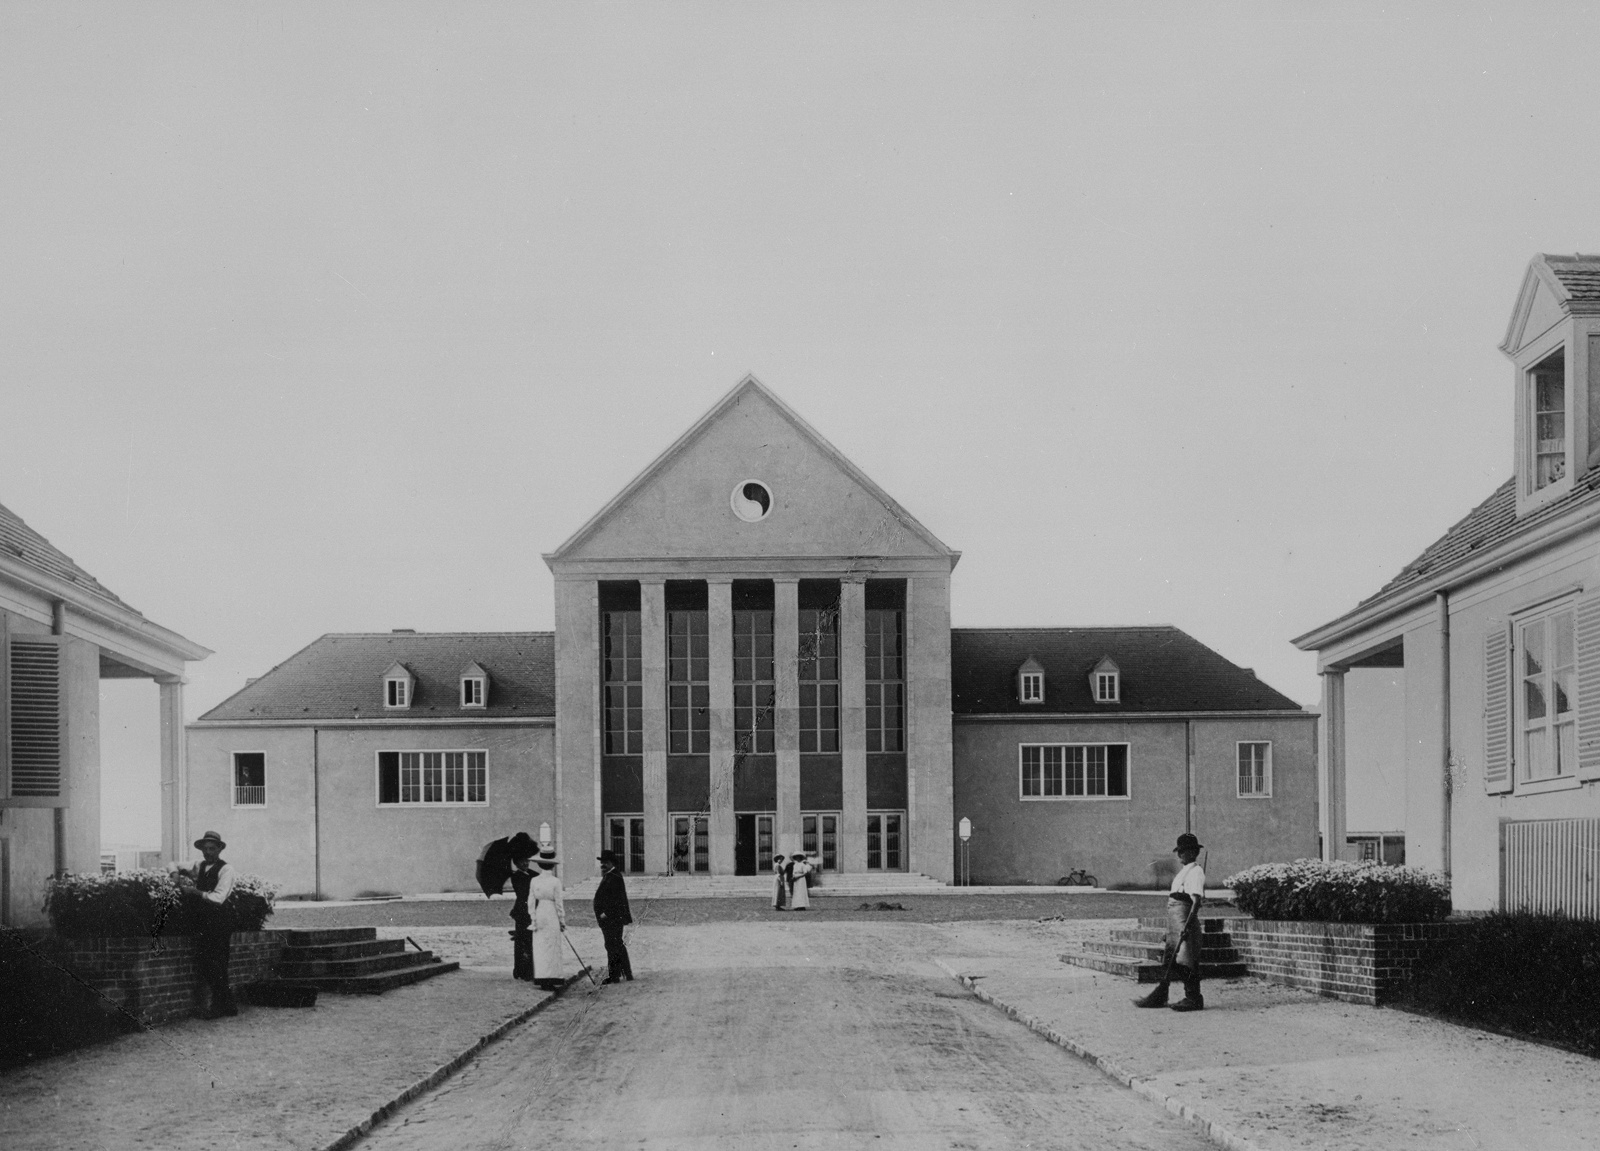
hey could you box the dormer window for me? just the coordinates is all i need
[1016,657,1045,704]
[382,663,414,710]
[1090,656,1120,703]
[1530,348,1566,492]
[460,662,488,709]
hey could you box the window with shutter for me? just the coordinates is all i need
[5,636,66,807]
[1576,592,1600,780]
[1484,624,1513,795]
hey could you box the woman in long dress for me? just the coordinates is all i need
[528,850,566,988]
[772,854,787,911]
[788,852,812,911]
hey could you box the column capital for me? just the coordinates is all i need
[705,576,734,586]
[638,575,667,587]
[155,675,188,688]
[840,573,869,585]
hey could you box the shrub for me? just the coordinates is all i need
[1225,859,1451,923]
[1,928,135,1068]
[1396,912,1600,1056]
[43,869,278,938]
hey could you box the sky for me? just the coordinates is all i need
[3,3,1597,847]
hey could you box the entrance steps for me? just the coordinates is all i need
[563,871,949,900]
[1059,917,1249,983]
[271,928,459,994]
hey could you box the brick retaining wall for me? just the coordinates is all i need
[1229,919,1469,1005]
[33,931,290,1026]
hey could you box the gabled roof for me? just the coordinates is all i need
[1543,254,1600,301]
[0,500,132,610]
[198,633,555,722]
[951,627,1302,715]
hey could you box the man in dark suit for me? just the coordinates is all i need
[593,850,634,984]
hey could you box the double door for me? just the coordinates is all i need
[734,813,775,875]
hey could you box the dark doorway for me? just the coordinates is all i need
[735,813,756,875]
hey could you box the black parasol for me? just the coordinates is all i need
[475,831,537,897]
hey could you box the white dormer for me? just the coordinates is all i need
[1089,656,1120,704]
[1501,254,1600,517]
[382,662,414,710]
[1016,656,1045,704]
[459,662,489,709]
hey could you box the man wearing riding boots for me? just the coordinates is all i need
[593,849,634,983]
[1134,832,1207,1012]
[175,831,238,1018]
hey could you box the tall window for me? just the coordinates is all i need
[668,609,709,753]
[233,752,265,807]
[798,591,840,753]
[607,815,645,873]
[865,608,903,752]
[802,812,838,870]
[867,812,903,870]
[733,607,775,753]
[1237,742,1272,797]
[384,677,409,708]
[603,610,642,754]
[1531,349,1567,491]
[1020,744,1129,799]
[672,814,709,872]
[1521,604,1576,781]
[377,750,488,805]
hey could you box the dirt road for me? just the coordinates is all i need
[357,920,1213,1150]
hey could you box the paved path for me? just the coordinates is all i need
[358,921,1214,1150]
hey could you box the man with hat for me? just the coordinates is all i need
[1134,832,1207,1012]
[175,831,238,1018]
[593,849,634,983]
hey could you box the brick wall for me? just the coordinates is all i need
[1229,919,1469,1005]
[34,931,289,1027]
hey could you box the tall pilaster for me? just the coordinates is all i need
[641,578,669,873]
[774,578,801,858]
[839,577,868,873]
[708,578,735,874]
[1320,668,1347,862]
[157,677,187,864]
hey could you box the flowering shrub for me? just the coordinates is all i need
[43,869,278,938]
[1225,859,1451,923]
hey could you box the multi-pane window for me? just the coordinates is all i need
[865,608,904,752]
[1521,604,1576,781]
[607,815,645,873]
[799,603,840,753]
[603,610,643,755]
[385,677,409,708]
[1020,672,1043,703]
[1095,673,1118,702]
[668,609,709,753]
[867,812,903,870]
[755,813,775,873]
[1531,350,1567,491]
[733,609,775,754]
[1237,742,1272,797]
[1020,744,1129,799]
[802,812,838,870]
[233,752,265,807]
[461,677,485,707]
[672,814,709,872]
[377,750,488,805]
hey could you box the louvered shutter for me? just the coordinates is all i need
[1484,623,1513,795]
[1577,593,1600,780]
[6,636,66,807]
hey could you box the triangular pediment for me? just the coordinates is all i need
[546,376,958,565]
[1503,256,1579,356]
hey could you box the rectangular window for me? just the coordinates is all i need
[1237,742,1272,797]
[385,678,408,708]
[1095,673,1118,702]
[865,608,904,752]
[1520,603,1577,782]
[461,678,484,707]
[1020,672,1043,702]
[607,815,646,874]
[802,812,839,871]
[1019,744,1129,799]
[6,635,64,803]
[866,811,903,870]
[672,813,709,873]
[755,813,775,873]
[733,608,775,754]
[799,601,840,753]
[233,752,266,807]
[668,609,709,754]
[376,750,488,806]
[1531,349,1567,491]
[603,610,643,755]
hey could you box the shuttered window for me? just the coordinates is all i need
[6,637,65,805]
[1484,623,1513,794]
[1576,593,1600,781]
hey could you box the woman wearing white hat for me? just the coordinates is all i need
[528,849,566,989]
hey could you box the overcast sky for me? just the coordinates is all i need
[3,4,1594,847]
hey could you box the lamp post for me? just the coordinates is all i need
[957,817,972,887]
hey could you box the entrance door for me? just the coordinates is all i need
[801,812,839,871]
[734,813,774,875]
[671,814,709,873]
[605,815,645,873]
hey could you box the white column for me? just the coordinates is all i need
[708,579,736,874]
[641,579,669,874]
[1320,668,1346,862]
[158,677,187,864]
[840,577,868,873]
[775,578,801,858]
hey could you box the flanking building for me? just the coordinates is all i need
[188,378,1315,897]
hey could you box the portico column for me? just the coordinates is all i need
[157,676,187,864]
[641,579,670,874]
[775,578,801,858]
[1320,668,1347,862]
[840,577,868,873]
[708,578,736,874]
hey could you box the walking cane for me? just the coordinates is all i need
[563,930,599,987]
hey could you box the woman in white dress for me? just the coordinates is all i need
[528,849,566,988]
[772,854,788,911]
[788,852,812,911]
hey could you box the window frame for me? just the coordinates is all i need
[460,676,486,709]
[667,608,710,755]
[1094,672,1119,703]
[798,605,841,753]
[383,675,411,710]
[866,810,905,871]
[733,608,775,755]
[864,607,904,752]
[232,750,267,808]
[1514,597,1580,793]
[1019,672,1043,704]
[670,812,710,873]
[605,813,647,874]
[375,749,490,807]
[1018,742,1131,801]
[603,609,643,756]
[1236,741,1272,799]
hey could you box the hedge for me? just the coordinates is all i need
[1224,859,1451,923]
[43,869,277,938]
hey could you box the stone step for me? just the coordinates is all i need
[1059,949,1250,983]
[1088,939,1241,964]
[275,948,435,979]
[274,959,460,995]
[281,938,407,962]
[281,927,378,946]
[1136,917,1233,933]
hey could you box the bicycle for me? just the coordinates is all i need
[1057,868,1098,887]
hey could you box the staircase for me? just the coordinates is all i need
[1060,916,1249,983]
[271,928,459,994]
[564,871,949,900]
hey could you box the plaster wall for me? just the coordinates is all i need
[1344,668,1406,834]
[908,573,953,881]
[1189,714,1319,880]
[185,726,317,897]
[554,577,600,882]
[1402,620,1447,872]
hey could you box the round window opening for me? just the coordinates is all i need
[731,480,773,523]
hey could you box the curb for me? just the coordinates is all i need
[933,960,1267,1151]
[318,969,589,1151]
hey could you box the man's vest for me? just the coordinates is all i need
[195,859,227,894]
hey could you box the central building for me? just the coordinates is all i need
[545,377,959,881]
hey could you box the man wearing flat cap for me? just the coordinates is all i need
[1134,832,1207,1012]
[593,849,634,984]
[175,831,238,1018]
